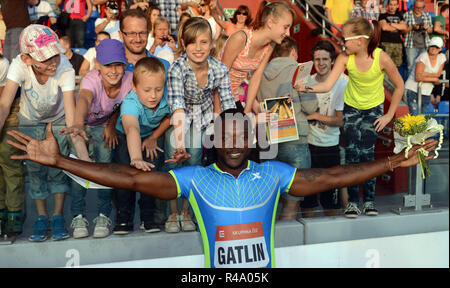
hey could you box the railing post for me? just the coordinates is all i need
[305,2,309,20]
[418,82,423,114]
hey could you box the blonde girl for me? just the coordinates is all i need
[164,17,235,233]
[219,0,295,114]
[297,17,404,218]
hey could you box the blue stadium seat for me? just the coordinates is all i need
[437,101,449,139]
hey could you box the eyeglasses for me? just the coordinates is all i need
[343,35,369,43]
[236,11,248,16]
[121,31,148,38]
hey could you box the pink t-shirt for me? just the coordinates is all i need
[81,70,133,127]
[65,0,87,19]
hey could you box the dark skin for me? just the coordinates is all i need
[6,118,438,201]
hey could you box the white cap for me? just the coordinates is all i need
[429,37,444,48]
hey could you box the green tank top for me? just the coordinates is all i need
[344,48,385,110]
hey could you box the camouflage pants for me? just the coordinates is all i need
[380,42,403,67]
[343,104,384,204]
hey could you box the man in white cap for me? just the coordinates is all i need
[0,24,76,242]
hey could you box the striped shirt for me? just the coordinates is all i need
[403,10,433,48]
[167,54,236,130]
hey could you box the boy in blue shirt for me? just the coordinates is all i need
[114,57,171,234]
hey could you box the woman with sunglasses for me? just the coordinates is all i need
[210,3,252,37]
[297,17,404,219]
[197,0,221,41]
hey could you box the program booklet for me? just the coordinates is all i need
[292,61,313,87]
[260,97,299,144]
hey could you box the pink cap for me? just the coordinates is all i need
[20,25,66,62]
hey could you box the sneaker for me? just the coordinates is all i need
[29,215,49,242]
[6,211,25,236]
[140,221,161,233]
[93,214,111,238]
[70,214,89,239]
[179,211,196,232]
[51,215,70,241]
[113,223,133,235]
[165,213,180,233]
[344,202,361,219]
[363,201,378,216]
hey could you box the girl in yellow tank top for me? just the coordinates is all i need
[296,18,405,217]
[296,17,404,133]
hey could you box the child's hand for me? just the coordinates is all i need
[165,147,191,164]
[373,114,393,133]
[256,111,272,124]
[306,112,321,121]
[142,136,164,161]
[130,159,155,172]
[60,125,89,141]
[102,125,118,151]
[293,80,307,92]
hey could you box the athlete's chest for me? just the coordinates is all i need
[191,166,280,210]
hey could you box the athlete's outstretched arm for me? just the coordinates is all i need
[6,123,178,200]
[289,139,438,197]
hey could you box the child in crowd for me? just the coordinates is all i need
[114,57,171,234]
[297,18,404,218]
[302,40,347,218]
[0,54,25,238]
[219,0,295,114]
[79,31,111,76]
[257,36,318,220]
[0,25,76,241]
[148,17,176,64]
[61,39,132,239]
[165,17,236,233]
[405,37,446,115]
[146,5,161,50]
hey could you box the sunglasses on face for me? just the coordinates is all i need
[236,11,248,16]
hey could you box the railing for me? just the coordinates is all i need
[291,0,344,49]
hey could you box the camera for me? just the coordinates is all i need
[161,36,170,42]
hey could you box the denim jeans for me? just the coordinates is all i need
[18,115,70,200]
[69,125,113,217]
[67,19,86,48]
[276,143,311,201]
[406,89,431,116]
[113,131,166,225]
[405,47,426,78]
[343,104,384,204]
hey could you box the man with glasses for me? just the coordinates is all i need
[403,0,433,76]
[119,8,170,73]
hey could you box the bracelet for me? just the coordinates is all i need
[386,156,394,172]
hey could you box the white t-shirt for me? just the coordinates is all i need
[83,47,97,72]
[405,52,447,96]
[307,74,347,147]
[0,57,9,87]
[7,54,75,123]
[28,1,56,22]
[94,18,121,41]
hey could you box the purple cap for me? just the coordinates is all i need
[96,39,128,65]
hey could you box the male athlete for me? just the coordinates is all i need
[6,109,437,268]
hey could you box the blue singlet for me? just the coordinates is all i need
[169,160,297,268]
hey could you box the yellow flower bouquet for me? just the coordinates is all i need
[393,114,444,179]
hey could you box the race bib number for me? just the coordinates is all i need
[214,222,269,268]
